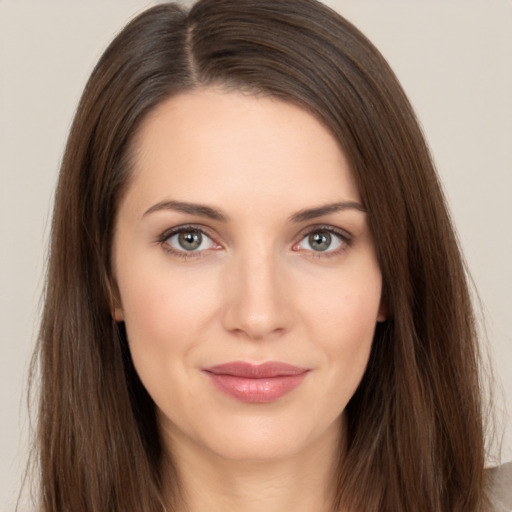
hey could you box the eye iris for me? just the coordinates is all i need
[309,232,331,251]
[178,230,202,250]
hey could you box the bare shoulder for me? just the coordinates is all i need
[487,461,512,511]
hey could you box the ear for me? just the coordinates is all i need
[376,300,388,323]
[113,305,124,322]
[106,274,124,322]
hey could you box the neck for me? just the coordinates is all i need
[162,418,344,512]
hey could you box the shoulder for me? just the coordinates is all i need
[487,461,512,512]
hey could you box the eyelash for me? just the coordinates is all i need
[294,225,352,259]
[156,224,219,259]
[156,224,352,259]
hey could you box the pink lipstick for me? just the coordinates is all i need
[202,362,309,403]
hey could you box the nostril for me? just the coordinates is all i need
[221,293,291,340]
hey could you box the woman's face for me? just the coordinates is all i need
[112,89,384,462]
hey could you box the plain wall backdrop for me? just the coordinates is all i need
[1,1,511,510]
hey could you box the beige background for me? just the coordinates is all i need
[1,1,511,510]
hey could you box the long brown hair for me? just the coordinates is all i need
[32,1,491,510]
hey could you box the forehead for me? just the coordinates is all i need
[123,88,360,216]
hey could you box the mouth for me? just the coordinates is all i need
[202,362,310,403]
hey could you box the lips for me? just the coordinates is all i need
[202,362,309,403]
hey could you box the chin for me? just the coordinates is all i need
[164,408,343,465]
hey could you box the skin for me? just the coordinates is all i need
[112,88,384,512]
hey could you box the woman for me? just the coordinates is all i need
[32,0,506,511]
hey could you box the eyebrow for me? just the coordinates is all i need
[143,200,229,221]
[289,201,366,223]
[142,199,366,223]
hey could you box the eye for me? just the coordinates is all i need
[164,228,216,253]
[295,228,348,254]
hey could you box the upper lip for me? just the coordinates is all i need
[203,361,309,378]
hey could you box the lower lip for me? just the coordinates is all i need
[204,372,308,403]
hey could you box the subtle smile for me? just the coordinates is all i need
[202,362,310,403]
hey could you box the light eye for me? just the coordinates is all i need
[297,229,345,253]
[166,228,215,252]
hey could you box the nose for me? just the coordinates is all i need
[221,246,292,340]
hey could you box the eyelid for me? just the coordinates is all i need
[292,224,353,255]
[156,224,222,257]
[156,223,353,259]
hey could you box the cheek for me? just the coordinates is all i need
[309,265,382,341]
[303,263,382,384]
[116,265,221,418]
[116,260,219,361]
